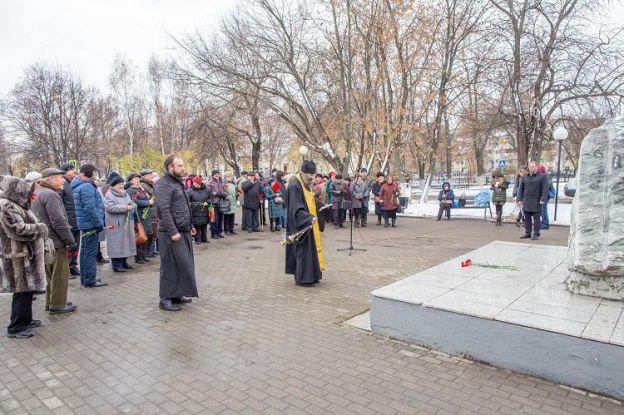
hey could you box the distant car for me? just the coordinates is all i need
[564,177,576,197]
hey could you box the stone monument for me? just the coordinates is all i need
[567,117,624,300]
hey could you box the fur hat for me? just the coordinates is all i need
[110,176,124,187]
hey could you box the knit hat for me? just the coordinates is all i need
[192,176,203,185]
[107,171,121,183]
[211,170,220,177]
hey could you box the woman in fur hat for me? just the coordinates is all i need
[0,176,49,338]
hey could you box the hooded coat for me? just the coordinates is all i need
[0,176,48,294]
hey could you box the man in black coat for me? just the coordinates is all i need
[241,171,262,233]
[154,155,198,311]
[285,161,325,286]
[517,161,549,240]
[59,163,80,277]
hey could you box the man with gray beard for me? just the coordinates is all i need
[285,161,325,286]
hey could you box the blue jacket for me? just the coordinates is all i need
[72,178,104,230]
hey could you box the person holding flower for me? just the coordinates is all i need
[265,176,285,232]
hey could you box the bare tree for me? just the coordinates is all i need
[490,0,624,166]
[2,63,112,167]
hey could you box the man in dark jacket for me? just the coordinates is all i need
[32,168,78,314]
[71,164,107,288]
[59,163,80,277]
[517,161,549,240]
[241,171,263,233]
[155,155,198,311]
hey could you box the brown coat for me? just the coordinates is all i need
[379,182,400,211]
[0,176,48,294]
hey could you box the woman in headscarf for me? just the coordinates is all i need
[104,176,136,272]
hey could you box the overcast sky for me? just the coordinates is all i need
[0,0,622,96]
[0,0,235,95]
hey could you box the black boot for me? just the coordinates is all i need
[270,219,275,232]
[384,218,390,228]
[159,299,181,311]
[391,218,396,228]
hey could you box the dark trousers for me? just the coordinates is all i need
[325,208,333,223]
[241,207,248,229]
[353,208,362,224]
[111,258,125,270]
[136,240,149,261]
[8,292,34,334]
[524,210,541,236]
[194,224,209,242]
[211,210,224,236]
[333,209,345,226]
[437,203,451,220]
[68,229,80,270]
[80,229,99,286]
[245,208,259,230]
[360,205,369,224]
[224,214,235,233]
[541,199,550,228]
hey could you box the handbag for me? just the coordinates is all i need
[218,199,231,212]
[548,185,556,199]
[135,223,148,244]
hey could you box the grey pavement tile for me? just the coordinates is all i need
[582,304,623,343]
[0,218,619,415]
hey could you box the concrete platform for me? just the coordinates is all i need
[370,241,624,399]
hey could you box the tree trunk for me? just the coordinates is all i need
[474,147,485,175]
[251,141,261,172]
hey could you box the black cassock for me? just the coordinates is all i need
[155,173,199,300]
[285,178,322,284]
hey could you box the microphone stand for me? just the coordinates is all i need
[337,175,367,256]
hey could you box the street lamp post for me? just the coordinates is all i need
[299,145,309,163]
[553,126,568,222]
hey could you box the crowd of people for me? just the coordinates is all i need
[0,156,406,338]
[0,153,556,338]
[434,160,556,240]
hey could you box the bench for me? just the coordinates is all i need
[451,196,493,220]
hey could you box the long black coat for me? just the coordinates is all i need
[285,177,322,284]
[186,185,212,226]
[62,177,78,230]
[517,172,549,213]
[242,180,262,209]
[155,173,198,299]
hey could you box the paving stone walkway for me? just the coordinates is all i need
[1,216,622,414]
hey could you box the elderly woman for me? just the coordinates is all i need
[371,172,385,225]
[222,172,238,235]
[0,176,48,338]
[379,175,400,228]
[186,176,212,243]
[104,176,136,272]
[264,174,286,232]
[126,173,153,262]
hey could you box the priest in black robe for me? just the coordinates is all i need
[285,161,325,286]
